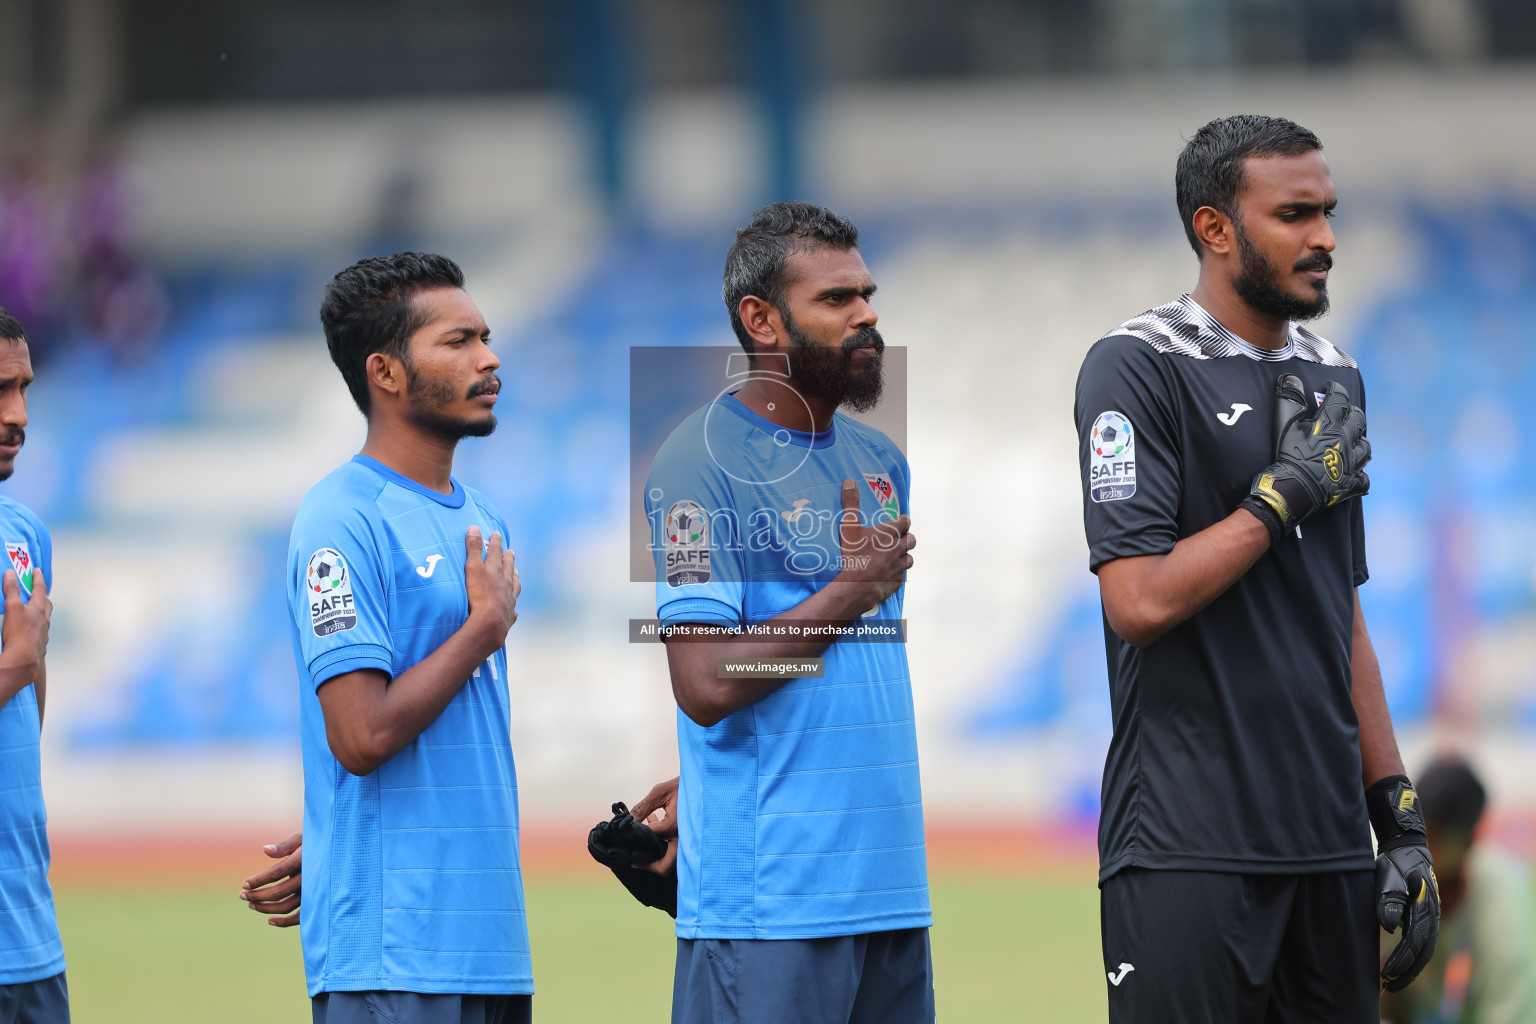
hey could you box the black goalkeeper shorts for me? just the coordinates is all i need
[1100,868,1378,1024]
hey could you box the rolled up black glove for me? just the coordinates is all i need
[587,801,677,919]
[1240,376,1371,544]
[1367,775,1440,992]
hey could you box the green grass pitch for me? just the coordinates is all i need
[55,871,1106,1022]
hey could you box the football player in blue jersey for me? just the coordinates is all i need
[637,202,932,1024]
[0,307,66,1023]
[252,253,529,1024]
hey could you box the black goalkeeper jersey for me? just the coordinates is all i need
[1074,294,1376,883]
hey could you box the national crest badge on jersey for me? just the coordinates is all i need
[665,499,711,587]
[306,547,357,636]
[1089,410,1137,503]
[862,473,900,520]
[5,542,31,597]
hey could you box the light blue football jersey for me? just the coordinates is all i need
[644,393,931,940]
[287,455,530,996]
[0,496,61,986]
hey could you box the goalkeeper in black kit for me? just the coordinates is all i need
[1075,115,1438,1023]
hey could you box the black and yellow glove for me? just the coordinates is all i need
[1367,775,1440,992]
[1240,375,1371,544]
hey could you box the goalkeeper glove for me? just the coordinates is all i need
[1240,375,1371,544]
[587,801,677,919]
[1367,774,1440,992]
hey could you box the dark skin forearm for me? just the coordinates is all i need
[1350,589,1405,786]
[318,620,502,776]
[667,577,885,728]
[319,526,519,776]
[1097,509,1272,647]
[0,569,49,715]
[669,480,914,727]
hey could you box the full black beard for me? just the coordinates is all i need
[781,313,885,414]
[1233,218,1331,323]
[404,364,499,440]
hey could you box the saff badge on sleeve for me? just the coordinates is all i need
[664,499,711,587]
[306,547,358,636]
[1089,410,1137,503]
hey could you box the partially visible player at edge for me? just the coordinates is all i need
[0,308,65,1023]
[633,201,932,1024]
[248,253,528,1024]
[1075,115,1438,1023]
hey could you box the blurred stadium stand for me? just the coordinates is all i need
[0,0,1530,835]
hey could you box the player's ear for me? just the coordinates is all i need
[738,295,783,351]
[366,352,404,398]
[1191,206,1233,258]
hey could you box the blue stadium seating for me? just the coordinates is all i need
[52,200,1536,750]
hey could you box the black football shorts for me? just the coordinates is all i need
[1100,868,1378,1023]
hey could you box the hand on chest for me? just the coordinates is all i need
[388,510,495,630]
[1181,364,1334,502]
[740,465,902,618]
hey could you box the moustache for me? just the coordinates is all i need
[842,327,884,356]
[0,428,23,448]
[1294,252,1334,274]
[466,375,501,400]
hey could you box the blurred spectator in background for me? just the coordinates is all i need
[0,129,166,366]
[0,135,62,358]
[65,138,169,361]
[1382,757,1536,1024]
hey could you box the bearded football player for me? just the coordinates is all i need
[639,201,932,1024]
[1074,115,1438,1022]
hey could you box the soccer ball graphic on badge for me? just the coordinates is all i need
[667,501,707,546]
[1093,412,1133,457]
[308,549,348,594]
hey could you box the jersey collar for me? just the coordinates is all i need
[351,454,467,507]
[720,392,837,449]
[1180,294,1297,362]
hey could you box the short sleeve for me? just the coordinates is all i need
[644,428,746,629]
[1075,335,1183,573]
[290,502,394,688]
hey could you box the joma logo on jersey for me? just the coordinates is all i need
[307,547,358,636]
